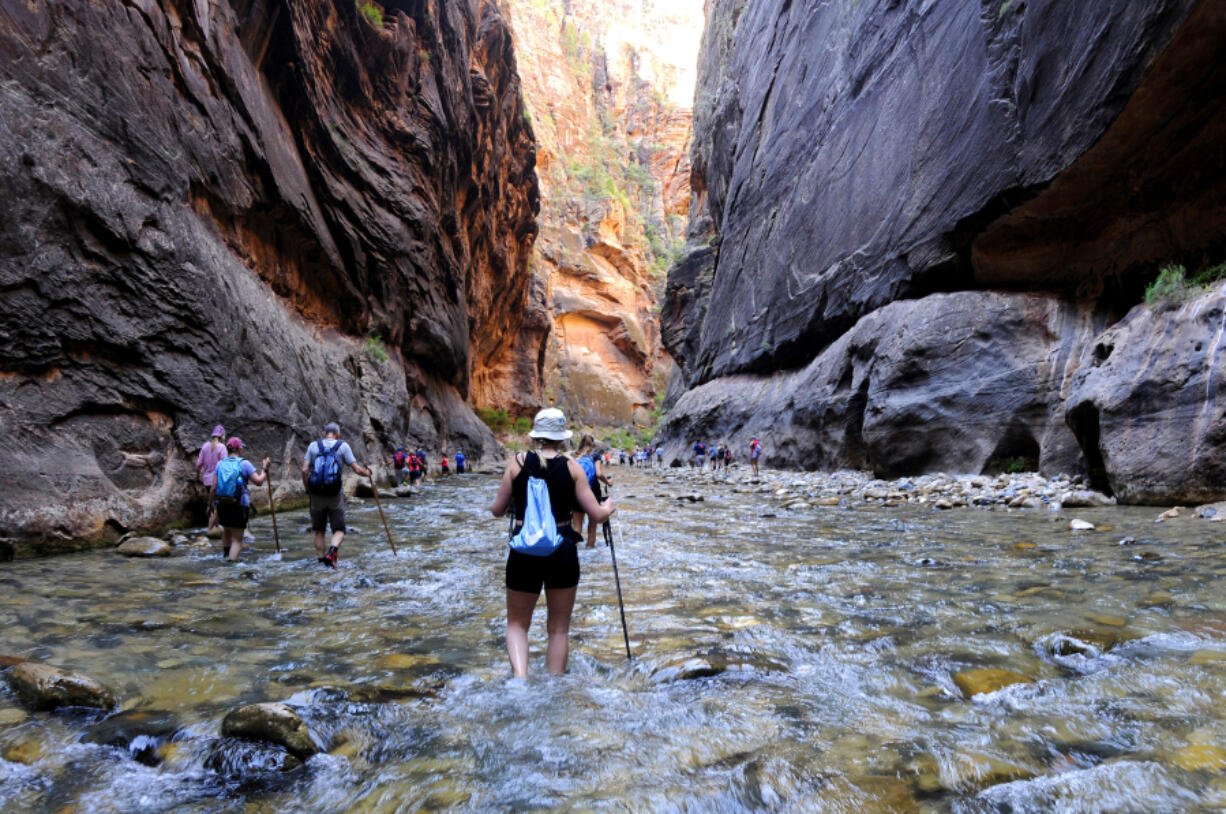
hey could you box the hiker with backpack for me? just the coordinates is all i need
[197,424,228,532]
[488,408,615,677]
[573,448,611,548]
[750,436,762,476]
[301,422,371,568]
[208,437,270,562]
[390,446,409,486]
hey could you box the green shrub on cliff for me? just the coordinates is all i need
[356,1,383,27]
[1191,262,1226,287]
[1144,262,1226,306]
[477,407,510,434]
[363,335,390,363]
[1144,265,1192,305]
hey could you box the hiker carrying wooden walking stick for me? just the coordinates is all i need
[301,422,371,569]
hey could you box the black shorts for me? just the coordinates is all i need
[310,501,346,533]
[506,534,581,594]
[215,502,249,530]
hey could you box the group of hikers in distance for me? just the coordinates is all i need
[387,445,467,486]
[691,436,763,475]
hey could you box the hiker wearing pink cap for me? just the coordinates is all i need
[208,437,270,562]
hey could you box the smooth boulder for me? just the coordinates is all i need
[8,662,116,711]
[221,702,319,759]
[116,537,171,557]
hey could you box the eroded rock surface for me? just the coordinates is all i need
[503,0,702,424]
[660,293,1104,477]
[1066,288,1226,504]
[0,0,538,553]
[659,0,1226,500]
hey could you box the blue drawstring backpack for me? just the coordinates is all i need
[510,453,565,556]
[214,457,246,504]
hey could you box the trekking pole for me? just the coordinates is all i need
[602,517,632,660]
[263,452,281,556]
[369,477,398,556]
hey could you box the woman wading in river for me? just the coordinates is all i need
[489,408,615,676]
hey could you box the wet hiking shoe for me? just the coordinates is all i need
[325,546,339,568]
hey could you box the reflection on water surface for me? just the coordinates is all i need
[3,468,1226,812]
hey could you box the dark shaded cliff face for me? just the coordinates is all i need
[660,0,1226,503]
[0,0,538,553]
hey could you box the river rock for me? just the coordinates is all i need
[221,702,320,759]
[1068,519,1096,531]
[7,663,116,711]
[1,737,42,765]
[953,668,1034,699]
[116,537,171,557]
[205,737,302,775]
[1197,501,1226,518]
[1061,490,1116,508]
[0,708,28,725]
[83,709,179,766]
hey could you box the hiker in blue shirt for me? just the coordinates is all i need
[209,437,270,562]
[573,448,611,548]
[455,450,467,474]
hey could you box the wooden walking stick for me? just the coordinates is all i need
[369,477,398,556]
[263,452,281,556]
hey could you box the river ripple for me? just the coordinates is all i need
[3,468,1226,812]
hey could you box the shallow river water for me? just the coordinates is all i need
[5,467,1226,812]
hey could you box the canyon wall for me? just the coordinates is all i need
[0,0,538,555]
[501,0,702,426]
[660,0,1226,503]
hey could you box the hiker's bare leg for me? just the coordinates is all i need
[225,529,242,561]
[506,589,538,677]
[545,587,577,674]
[314,531,327,557]
[331,530,345,551]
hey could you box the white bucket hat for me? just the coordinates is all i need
[528,407,573,440]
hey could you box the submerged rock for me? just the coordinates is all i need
[7,662,116,711]
[83,709,179,766]
[953,668,1034,698]
[116,537,172,557]
[221,702,320,759]
[205,737,302,775]
[1,737,42,765]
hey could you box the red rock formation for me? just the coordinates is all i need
[500,0,702,426]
